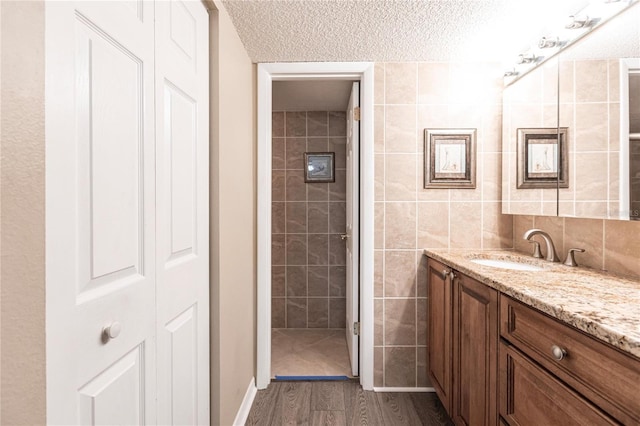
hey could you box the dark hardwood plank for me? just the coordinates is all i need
[343,381,384,426]
[246,381,451,425]
[311,410,348,426]
[280,381,312,425]
[246,382,282,426]
[376,392,423,425]
[312,382,346,411]
[409,392,454,426]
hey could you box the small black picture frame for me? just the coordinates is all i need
[304,152,335,183]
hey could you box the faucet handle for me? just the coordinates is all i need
[564,248,585,267]
[528,240,543,259]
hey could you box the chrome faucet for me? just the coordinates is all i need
[523,229,560,262]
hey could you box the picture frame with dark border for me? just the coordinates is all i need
[424,128,476,188]
[517,127,569,189]
[304,152,335,183]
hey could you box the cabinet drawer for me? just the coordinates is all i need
[499,342,616,425]
[500,295,640,424]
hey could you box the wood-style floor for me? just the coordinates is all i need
[246,380,453,426]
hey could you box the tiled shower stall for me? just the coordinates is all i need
[271,111,348,329]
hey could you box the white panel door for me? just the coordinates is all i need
[46,1,157,424]
[346,82,360,377]
[155,1,210,425]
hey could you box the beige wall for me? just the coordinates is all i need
[372,62,513,387]
[513,215,640,279]
[271,111,348,329]
[209,2,257,424]
[0,1,47,424]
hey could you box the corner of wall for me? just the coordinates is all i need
[0,1,47,424]
[209,2,257,424]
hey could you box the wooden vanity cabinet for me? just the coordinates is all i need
[426,257,498,426]
[500,295,640,425]
[499,342,616,425]
[427,258,453,414]
[451,272,498,426]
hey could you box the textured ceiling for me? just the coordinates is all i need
[221,0,589,63]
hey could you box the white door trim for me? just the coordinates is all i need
[257,62,374,390]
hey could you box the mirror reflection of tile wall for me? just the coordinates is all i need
[557,59,622,219]
[502,58,559,216]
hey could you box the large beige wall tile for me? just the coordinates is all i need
[575,60,608,103]
[385,154,417,201]
[532,216,564,258]
[384,298,416,346]
[384,251,417,297]
[418,62,449,105]
[385,202,417,249]
[385,105,417,153]
[450,202,482,248]
[417,202,449,249]
[604,220,640,278]
[384,347,416,387]
[385,63,417,105]
[575,103,608,152]
[575,153,609,202]
[512,215,535,253]
[564,218,604,270]
[483,203,513,249]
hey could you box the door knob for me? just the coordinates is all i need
[340,234,348,241]
[103,322,122,341]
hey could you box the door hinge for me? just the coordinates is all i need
[353,106,361,121]
[353,322,360,336]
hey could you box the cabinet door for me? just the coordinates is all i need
[452,273,498,426]
[427,258,453,414]
[499,342,616,426]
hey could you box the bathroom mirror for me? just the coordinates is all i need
[502,57,560,216]
[502,2,640,220]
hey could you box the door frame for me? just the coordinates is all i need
[256,62,374,390]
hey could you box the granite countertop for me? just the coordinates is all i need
[424,249,640,359]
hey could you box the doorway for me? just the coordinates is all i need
[270,81,356,379]
[256,63,375,390]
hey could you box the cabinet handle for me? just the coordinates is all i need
[103,322,122,341]
[551,344,567,361]
[442,268,451,279]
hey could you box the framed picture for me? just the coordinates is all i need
[517,128,569,189]
[424,128,476,188]
[304,152,335,183]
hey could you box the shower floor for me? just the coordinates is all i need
[271,328,354,378]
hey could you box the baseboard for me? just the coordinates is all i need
[233,377,257,426]
[373,387,435,392]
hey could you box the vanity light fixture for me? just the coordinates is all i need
[503,68,518,77]
[516,52,537,64]
[565,14,591,29]
[538,36,560,49]
[504,0,638,85]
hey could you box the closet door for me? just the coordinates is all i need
[45,2,157,424]
[155,1,210,425]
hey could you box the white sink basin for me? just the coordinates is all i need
[470,258,544,271]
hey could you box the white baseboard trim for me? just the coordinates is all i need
[233,377,258,426]
[373,387,436,392]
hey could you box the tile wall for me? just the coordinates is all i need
[271,111,348,329]
[513,215,640,280]
[373,62,513,387]
[558,58,624,218]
